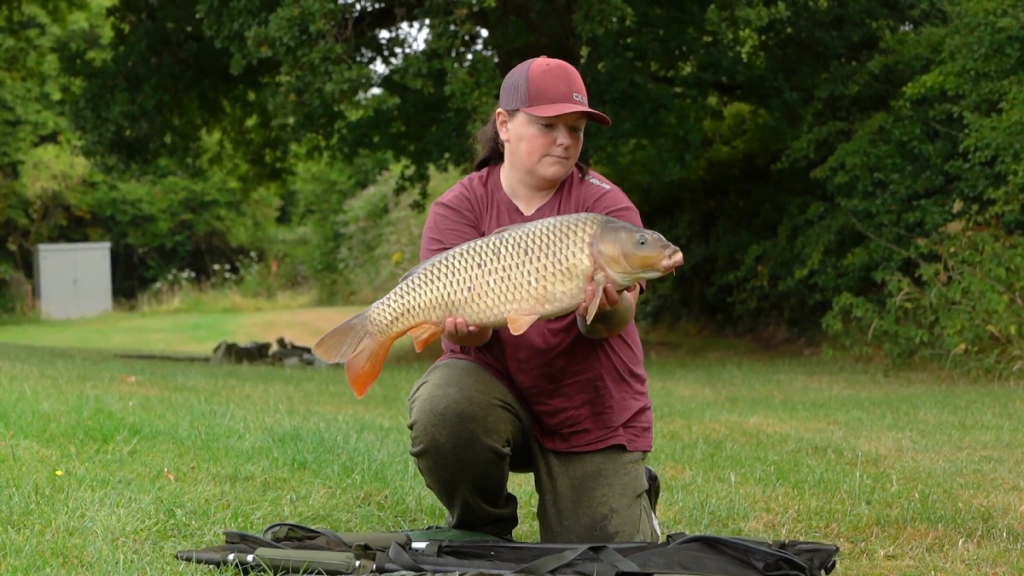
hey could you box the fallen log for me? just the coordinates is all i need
[114,336,330,367]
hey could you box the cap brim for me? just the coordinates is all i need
[519,103,611,126]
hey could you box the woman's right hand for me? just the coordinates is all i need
[441,316,493,347]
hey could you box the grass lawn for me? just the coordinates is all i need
[1,307,1022,575]
[0,305,364,355]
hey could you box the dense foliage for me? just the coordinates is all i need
[2,0,1021,376]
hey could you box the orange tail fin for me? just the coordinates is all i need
[343,332,399,398]
[312,310,397,398]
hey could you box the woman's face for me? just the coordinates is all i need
[497,109,588,188]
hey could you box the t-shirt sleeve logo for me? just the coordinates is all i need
[585,175,611,189]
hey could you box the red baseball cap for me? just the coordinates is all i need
[499,56,611,126]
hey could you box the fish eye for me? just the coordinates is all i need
[637,233,648,246]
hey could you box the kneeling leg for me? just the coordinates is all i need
[407,359,532,539]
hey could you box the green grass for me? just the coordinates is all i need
[1,309,1022,575]
[0,305,363,355]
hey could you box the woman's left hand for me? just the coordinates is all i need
[576,282,637,319]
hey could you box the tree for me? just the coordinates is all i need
[55,0,1024,374]
[1,0,108,276]
[61,1,715,188]
[1,0,296,306]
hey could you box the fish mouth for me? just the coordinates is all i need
[659,248,684,274]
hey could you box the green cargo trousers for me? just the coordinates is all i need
[407,358,660,544]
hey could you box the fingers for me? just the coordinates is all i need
[443,316,478,337]
[603,283,620,308]
[577,283,624,318]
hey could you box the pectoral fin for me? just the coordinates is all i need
[585,272,608,325]
[406,323,444,352]
[506,313,541,335]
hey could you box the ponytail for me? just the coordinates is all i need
[472,113,508,172]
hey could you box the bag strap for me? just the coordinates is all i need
[509,544,643,575]
[383,540,642,575]
[662,534,836,575]
[262,522,348,545]
[385,541,428,572]
[378,535,836,576]
[669,534,809,564]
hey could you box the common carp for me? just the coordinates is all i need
[312,212,684,398]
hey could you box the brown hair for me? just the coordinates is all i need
[472,109,590,178]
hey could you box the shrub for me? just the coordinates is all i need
[824,203,1023,379]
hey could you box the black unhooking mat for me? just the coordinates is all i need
[175,522,839,576]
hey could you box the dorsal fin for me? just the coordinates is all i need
[399,221,532,284]
[490,221,530,236]
[398,252,442,284]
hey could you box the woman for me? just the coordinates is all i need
[407,56,661,544]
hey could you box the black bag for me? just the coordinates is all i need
[176,522,839,576]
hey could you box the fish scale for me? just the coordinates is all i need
[367,212,604,337]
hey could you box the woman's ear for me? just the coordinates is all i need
[495,108,512,145]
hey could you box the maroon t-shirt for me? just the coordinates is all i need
[419,163,653,454]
